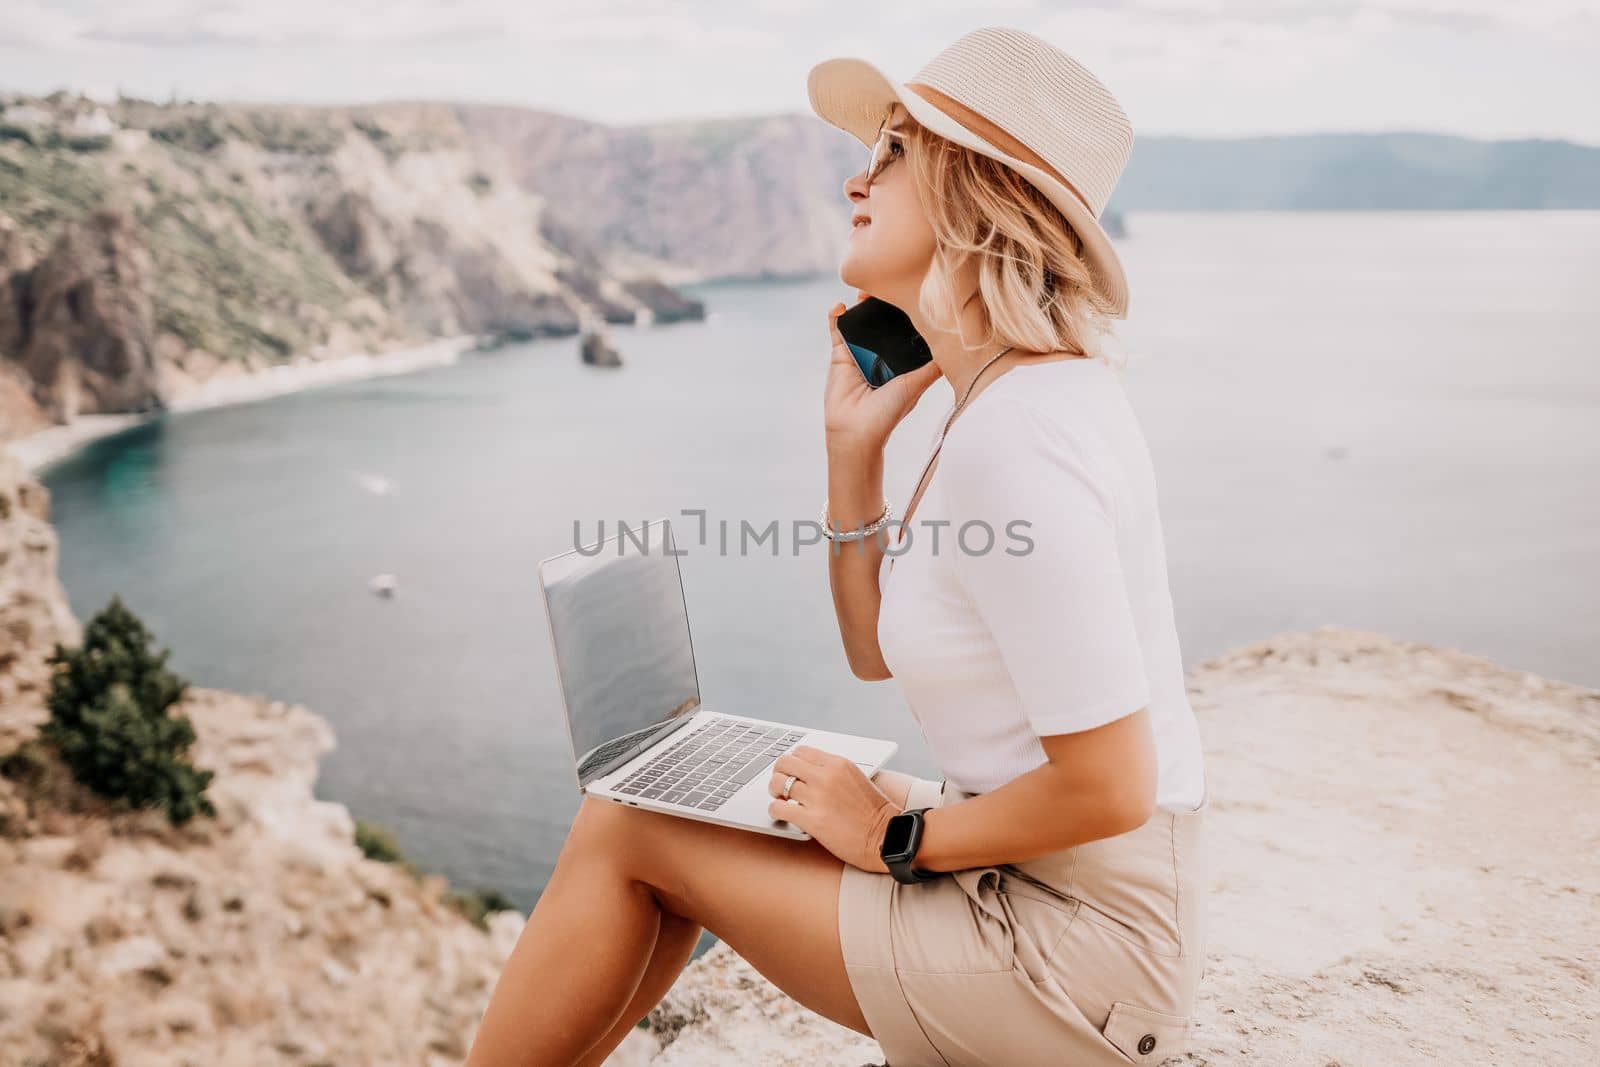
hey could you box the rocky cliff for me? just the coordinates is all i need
[0,92,706,437]
[453,104,862,286]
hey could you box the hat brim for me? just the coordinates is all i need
[806,56,1129,319]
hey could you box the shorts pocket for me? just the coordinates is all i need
[995,878,1081,985]
[1100,1000,1192,1064]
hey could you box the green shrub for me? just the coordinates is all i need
[149,115,230,153]
[40,594,215,825]
[0,737,73,825]
[444,887,517,930]
[354,818,406,864]
[59,133,112,153]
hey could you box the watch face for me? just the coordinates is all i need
[882,812,918,859]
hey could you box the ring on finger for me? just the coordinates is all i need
[780,773,799,799]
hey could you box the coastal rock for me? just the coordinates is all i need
[539,208,703,327]
[457,106,854,286]
[581,328,623,367]
[8,208,166,421]
[0,449,82,744]
[619,277,705,325]
[0,680,532,1065]
[299,176,581,343]
[644,938,879,1065]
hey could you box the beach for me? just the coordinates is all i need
[4,334,484,476]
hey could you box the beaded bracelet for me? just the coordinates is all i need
[820,497,894,542]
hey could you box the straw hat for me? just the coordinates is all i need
[807,26,1135,318]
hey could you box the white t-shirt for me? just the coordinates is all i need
[876,356,1207,812]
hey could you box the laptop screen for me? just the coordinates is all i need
[538,517,702,789]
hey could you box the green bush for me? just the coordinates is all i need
[355,818,406,864]
[149,115,230,153]
[40,594,215,825]
[444,887,518,931]
[58,132,112,153]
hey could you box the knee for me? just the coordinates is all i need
[566,796,680,908]
[567,795,654,860]
[572,793,629,835]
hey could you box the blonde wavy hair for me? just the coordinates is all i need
[898,119,1124,370]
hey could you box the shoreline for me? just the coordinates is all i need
[3,333,485,476]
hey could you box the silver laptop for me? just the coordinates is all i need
[537,516,897,840]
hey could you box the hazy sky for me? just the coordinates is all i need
[4,1,1597,144]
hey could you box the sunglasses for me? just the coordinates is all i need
[866,122,906,185]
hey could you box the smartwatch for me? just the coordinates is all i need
[881,807,941,883]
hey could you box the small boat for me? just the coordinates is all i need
[369,573,398,597]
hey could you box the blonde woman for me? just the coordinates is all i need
[466,26,1208,1067]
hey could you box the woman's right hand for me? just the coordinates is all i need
[823,293,944,457]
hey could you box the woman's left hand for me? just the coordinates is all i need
[768,746,900,873]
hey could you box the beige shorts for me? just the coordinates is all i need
[837,776,1209,1066]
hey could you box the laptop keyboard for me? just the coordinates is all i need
[614,717,806,812]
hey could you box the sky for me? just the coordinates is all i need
[3,1,1598,145]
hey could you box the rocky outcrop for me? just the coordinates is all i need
[456,105,863,286]
[9,209,165,422]
[581,328,623,367]
[0,450,82,741]
[0,215,55,439]
[316,198,583,341]
[0,689,539,1065]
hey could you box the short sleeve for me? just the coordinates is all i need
[937,395,1151,737]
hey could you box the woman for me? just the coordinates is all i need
[466,26,1208,1067]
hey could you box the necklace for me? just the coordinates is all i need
[892,343,1015,548]
[942,344,1016,445]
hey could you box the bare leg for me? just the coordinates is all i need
[464,796,872,1066]
[572,910,702,1067]
[466,801,668,1064]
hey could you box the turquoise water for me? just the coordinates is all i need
[39,211,1600,922]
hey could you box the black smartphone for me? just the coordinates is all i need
[837,296,932,388]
